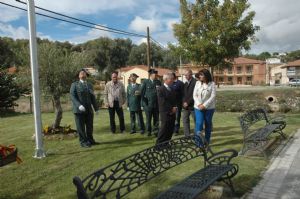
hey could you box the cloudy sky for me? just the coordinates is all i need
[0,0,299,54]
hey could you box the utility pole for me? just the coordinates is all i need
[146,26,151,74]
[27,0,45,158]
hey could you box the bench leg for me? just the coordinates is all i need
[277,129,286,139]
[223,178,235,194]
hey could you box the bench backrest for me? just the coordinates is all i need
[73,136,207,199]
[239,108,269,134]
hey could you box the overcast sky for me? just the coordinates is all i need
[0,0,299,54]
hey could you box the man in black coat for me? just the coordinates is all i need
[182,69,197,137]
[171,72,184,135]
[156,73,177,144]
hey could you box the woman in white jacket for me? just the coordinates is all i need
[193,69,216,144]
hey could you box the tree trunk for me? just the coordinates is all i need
[52,95,63,129]
[210,66,220,88]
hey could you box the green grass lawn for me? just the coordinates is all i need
[1,111,300,199]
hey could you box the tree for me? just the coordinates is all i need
[128,43,147,65]
[173,0,259,72]
[286,50,300,62]
[257,51,271,60]
[128,43,165,67]
[0,72,23,112]
[0,37,15,69]
[39,42,89,128]
[160,43,190,69]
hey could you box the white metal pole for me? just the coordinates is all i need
[27,0,45,158]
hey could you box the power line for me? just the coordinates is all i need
[2,1,168,47]
[0,1,146,38]
[16,0,146,38]
[150,37,167,49]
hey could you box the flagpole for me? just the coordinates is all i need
[27,0,45,158]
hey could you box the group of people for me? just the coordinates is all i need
[70,68,216,148]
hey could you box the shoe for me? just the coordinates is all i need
[80,142,91,148]
[89,140,99,145]
[147,132,152,136]
[130,131,136,134]
[111,131,116,134]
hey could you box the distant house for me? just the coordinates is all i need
[281,59,300,81]
[118,65,178,89]
[7,66,18,74]
[180,57,267,85]
[215,57,266,85]
[266,58,288,86]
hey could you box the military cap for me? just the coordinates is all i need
[148,68,158,74]
[130,73,139,78]
[76,68,90,77]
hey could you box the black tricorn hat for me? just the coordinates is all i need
[148,68,158,74]
[76,68,90,78]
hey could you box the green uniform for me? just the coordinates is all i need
[127,83,145,133]
[141,79,161,135]
[70,80,99,146]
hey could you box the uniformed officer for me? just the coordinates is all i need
[127,73,145,134]
[70,69,99,148]
[141,69,161,136]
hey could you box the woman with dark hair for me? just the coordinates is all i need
[193,68,216,145]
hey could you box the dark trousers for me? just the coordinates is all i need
[130,110,145,133]
[182,109,195,137]
[108,100,125,133]
[174,105,182,133]
[156,112,176,144]
[145,107,159,134]
[74,112,94,144]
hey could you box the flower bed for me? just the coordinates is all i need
[41,125,77,140]
[0,145,22,167]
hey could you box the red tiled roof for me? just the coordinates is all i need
[7,66,17,74]
[233,57,265,64]
[286,59,300,67]
[120,65,179,76]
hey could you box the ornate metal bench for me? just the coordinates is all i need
[73,135,239,199]
[239,108,286,156]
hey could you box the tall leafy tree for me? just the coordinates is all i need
[0,37,15,69]
[128,43,148,66]
[128,42,165,67]
[39,42,89,128]
[0,72,23,112]
[173,0,259,72]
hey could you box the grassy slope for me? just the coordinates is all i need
[0,111,299,199]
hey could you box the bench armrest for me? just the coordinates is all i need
[73,176,89,199]
[268,115,286,123]
[206,149,238,165]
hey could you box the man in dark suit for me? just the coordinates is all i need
[171,72,184,135]
[182,69,197,137]
[127,73,145,134]
[156,73,177,144]
[141,69,161,136]
[70,69,99,148]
